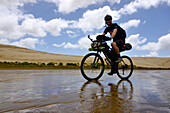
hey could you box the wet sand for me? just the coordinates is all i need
[0,70,169,113]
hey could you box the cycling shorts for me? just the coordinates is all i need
[114,39,125,49]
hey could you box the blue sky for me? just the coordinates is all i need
[0,0,170,57]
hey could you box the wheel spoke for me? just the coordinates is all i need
[81,53,104,80]
[117,56,133,79]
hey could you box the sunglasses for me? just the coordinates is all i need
[105,20,111,22]
[105,19,111,22]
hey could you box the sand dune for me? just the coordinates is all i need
[0,44,170,68]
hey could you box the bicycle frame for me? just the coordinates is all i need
[88,35,112,66]
[80,35,133,80]
[95,51,112,66]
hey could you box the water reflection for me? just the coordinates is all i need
[80,80,104,102]
[115,79,133,100]
[80,80,134,112]
[1,70,169,112]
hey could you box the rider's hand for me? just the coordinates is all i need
[97,35,111,41]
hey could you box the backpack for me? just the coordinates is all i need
[116,23,126,39]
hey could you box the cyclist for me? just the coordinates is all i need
[102,14,126,75]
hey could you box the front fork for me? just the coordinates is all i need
[91,51,101,68]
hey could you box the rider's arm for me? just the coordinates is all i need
[102,33,106,35]
[110,28,117,39]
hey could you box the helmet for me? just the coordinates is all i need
[104,14,112,21]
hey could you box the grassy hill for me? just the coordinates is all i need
[0,44,170,69]
[0,44,83,65]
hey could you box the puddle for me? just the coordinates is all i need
[0,70,169,113]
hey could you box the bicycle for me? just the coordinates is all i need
[80,35,133,81]
[80,79,133,101]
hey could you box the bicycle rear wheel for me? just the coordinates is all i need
[117,56,133,79]
[80,53,105,81]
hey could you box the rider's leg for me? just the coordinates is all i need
[108,64,117,75]
[108,41,122,75]
[111,41,122,64]
[111,42,120,56]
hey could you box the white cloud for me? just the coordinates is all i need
[0,9,70,39]
[119,0,170,15]
[0,5,25,39]
[143,20,146,24]
[0,37,43,48]
[45,18,70,36]
[0,2,32,40]
[0,0,170,52]
[66,30,78,38]
[66,30,74,34]
[55,33,147,50]
[136,42,159,51]
[45,0,121,14]
[158,33,170,51]
[77,36,92,49]
[120,19,141,30]
[72,6,120,32]
[71,0,170,32]
[53,34,99,49]
[1,0,170,40]
[107,0,121,5]
[11,38,42,48]
[0,0,37,7]
[53,42,66,47]
[136,33,170,57]
[56,34,99,49]
[64,42,79,49]
[53,9,57,13]
[126,34,147,48]
[136,33,170,51]
[22,17,71,37]
[145,51,159,57]
[0,39,9,44]
[21,16,72,38]
[21,17,47,37]
[0,1,71,41]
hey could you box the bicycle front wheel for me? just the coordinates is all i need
[117,56,133,79]
[80,53,105,81]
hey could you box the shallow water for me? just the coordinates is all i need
[0,70,169,113]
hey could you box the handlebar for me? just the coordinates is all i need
[88,35,93,42]
[87,35,111,42]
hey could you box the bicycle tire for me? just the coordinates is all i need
[117,55,133,79]
[116,79,133,100]
[80,53,105,81]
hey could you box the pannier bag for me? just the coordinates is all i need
[120,43,132,52]
[124,43,132,50]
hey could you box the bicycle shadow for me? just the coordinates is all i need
[79,79,134,112]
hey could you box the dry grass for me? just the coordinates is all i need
[0,44,170,68]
